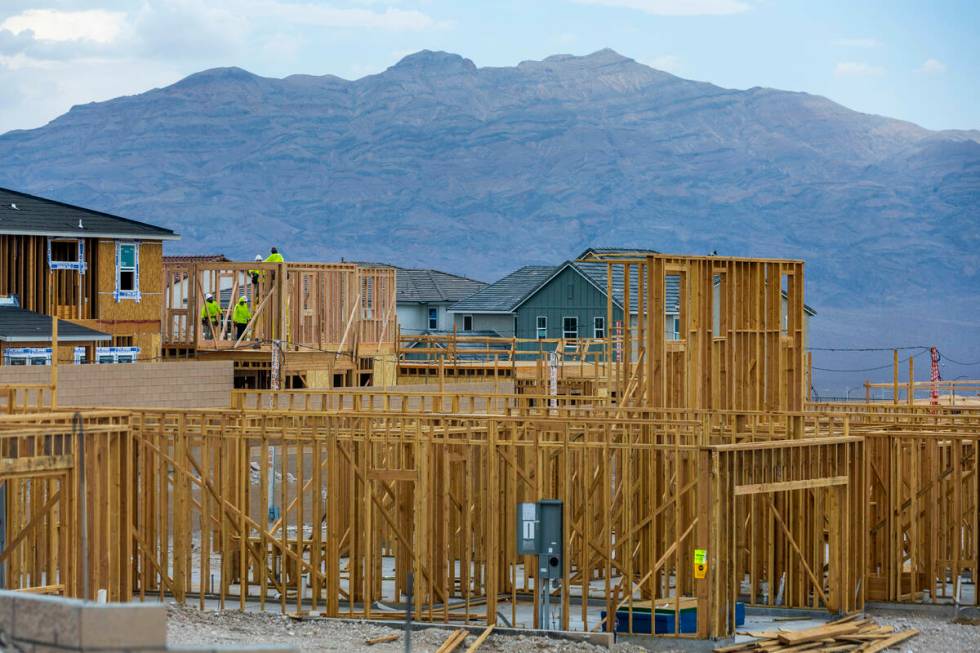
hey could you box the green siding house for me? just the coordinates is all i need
[513,264,624,341]
[448,250,670,348]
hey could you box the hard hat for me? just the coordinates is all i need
[239,296,247,303]
[255,255,262,261]
[206,293,214,300]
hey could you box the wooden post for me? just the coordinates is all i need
[50,316,58,409]
[892,349,899,405]
[907,356,915,406]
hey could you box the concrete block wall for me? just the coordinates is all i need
[0,362,233,408]
[0,590,295,653]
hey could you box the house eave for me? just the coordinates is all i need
[0,228,180,241]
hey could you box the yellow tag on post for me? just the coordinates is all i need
[694,548,707,579]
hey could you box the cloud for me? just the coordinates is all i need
[644,54,682,73]
[243,0,444,30]
[833,37,880,48]
[0,1,448,132]
[917,58,946,75]
[573,0,750,16]
[834,61,884,77]
[0,9,125,44]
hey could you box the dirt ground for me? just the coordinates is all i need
[166,604,980,653]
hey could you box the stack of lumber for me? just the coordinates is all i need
[714,614,918,653]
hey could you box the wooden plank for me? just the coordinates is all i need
[735,476,849,496]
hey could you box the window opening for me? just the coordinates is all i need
[115,242,141,301]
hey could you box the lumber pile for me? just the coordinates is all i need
[715,615,918,653]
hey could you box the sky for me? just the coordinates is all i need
[0,0,977,134]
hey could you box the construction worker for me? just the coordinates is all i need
[200,293,221,340]
[248,254,263,290]
[232,295,252,340]
[265,247,284,263]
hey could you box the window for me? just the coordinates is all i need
[563,316,578,339]
[3,347,51,366]
[593,316,605,339]
[536,316,547,339]
[462,315,473,332]
[115,242,140,301]
[96,346,140,364]
[428,307,438,330]
[670,315,680,340]
[48,238,85,271]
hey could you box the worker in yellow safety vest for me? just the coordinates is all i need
[200,293,221,340]
[248,254,263,290]
[265,247,284,263]
[232,295,252,340]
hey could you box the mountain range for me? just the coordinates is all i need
[0,48,977,391]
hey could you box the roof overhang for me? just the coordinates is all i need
[0,228,180,241]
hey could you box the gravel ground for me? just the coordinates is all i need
[869,608,980,653]
[166,604,980,653]
[166,604,648,653]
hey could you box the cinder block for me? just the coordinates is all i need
[0,591,14,633]
[9,591,83,646]
[78,602,166,649]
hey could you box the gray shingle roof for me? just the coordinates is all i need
[397,269,487,304]
[450,260,682,315]
[0,188,178,240]
[573,261,680,315]
[0,306,111,342]
[448,266,556,313]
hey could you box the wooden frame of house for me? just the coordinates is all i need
[161,259,397,388]
[0,187,178,360]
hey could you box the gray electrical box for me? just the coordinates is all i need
[516,499,565,630]
[516,500,563,563]
[517,502,539,555]
[537,499,563,578]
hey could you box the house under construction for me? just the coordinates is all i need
[0,246,974,647]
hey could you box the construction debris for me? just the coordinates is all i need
[364,633,399,645]
[716,614,919,653]
[434,629,470,653]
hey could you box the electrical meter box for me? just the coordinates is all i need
[516,500,563,578]
[537,499,563,578]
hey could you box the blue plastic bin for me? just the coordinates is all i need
[602,601,744,634]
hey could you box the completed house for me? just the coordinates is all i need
[0,187,179,360]
[449,247,814,348]
[396,268,487,334]
[447,258,673,340]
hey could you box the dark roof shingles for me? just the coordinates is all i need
[449,266,556,313]
[0,187,177,240]
[397,269,486,304]
[0,306,111,342]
